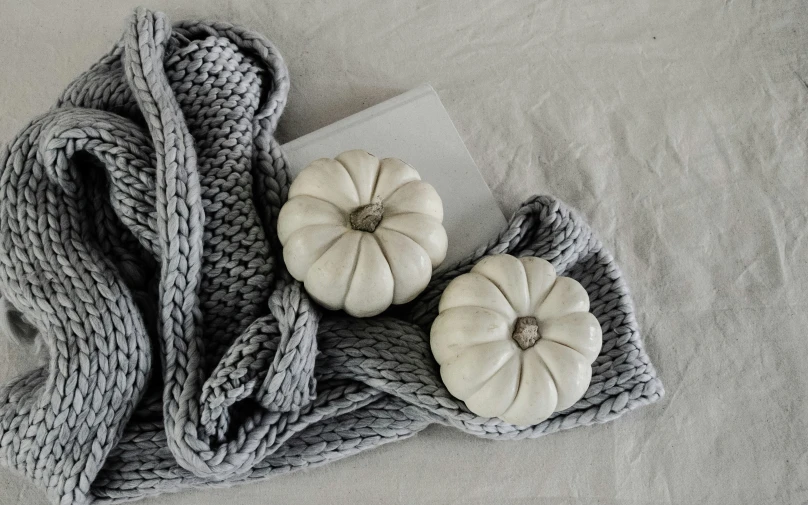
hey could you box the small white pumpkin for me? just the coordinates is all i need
[430,254,602,425]
[278,150,448,317]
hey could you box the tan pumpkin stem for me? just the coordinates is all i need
[350,200,384,232]
[512,316,540,350]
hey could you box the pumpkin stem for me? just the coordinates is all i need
[512,316,540,350]
[350,200,384,232]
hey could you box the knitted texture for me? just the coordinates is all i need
[0,9,664,505]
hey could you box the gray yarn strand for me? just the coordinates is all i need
[0,9,663,505]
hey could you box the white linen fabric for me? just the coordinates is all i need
[0,1,805,504]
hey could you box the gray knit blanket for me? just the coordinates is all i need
[0,9,663,505]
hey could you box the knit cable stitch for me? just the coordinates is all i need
[0,9,663,505]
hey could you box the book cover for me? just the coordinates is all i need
[282,84,506,269]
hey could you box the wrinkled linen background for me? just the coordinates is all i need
[0,1,806,504]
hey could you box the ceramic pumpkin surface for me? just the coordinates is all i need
[430,254,602,425]
[278,150,448,317]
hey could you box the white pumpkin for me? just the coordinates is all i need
[278,150,448,317]
[430,254,602,425]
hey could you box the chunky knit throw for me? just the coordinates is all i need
[0,9,664,505]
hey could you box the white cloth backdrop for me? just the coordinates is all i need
[1,1,806,503]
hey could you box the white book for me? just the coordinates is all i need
[282,84,506,270]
